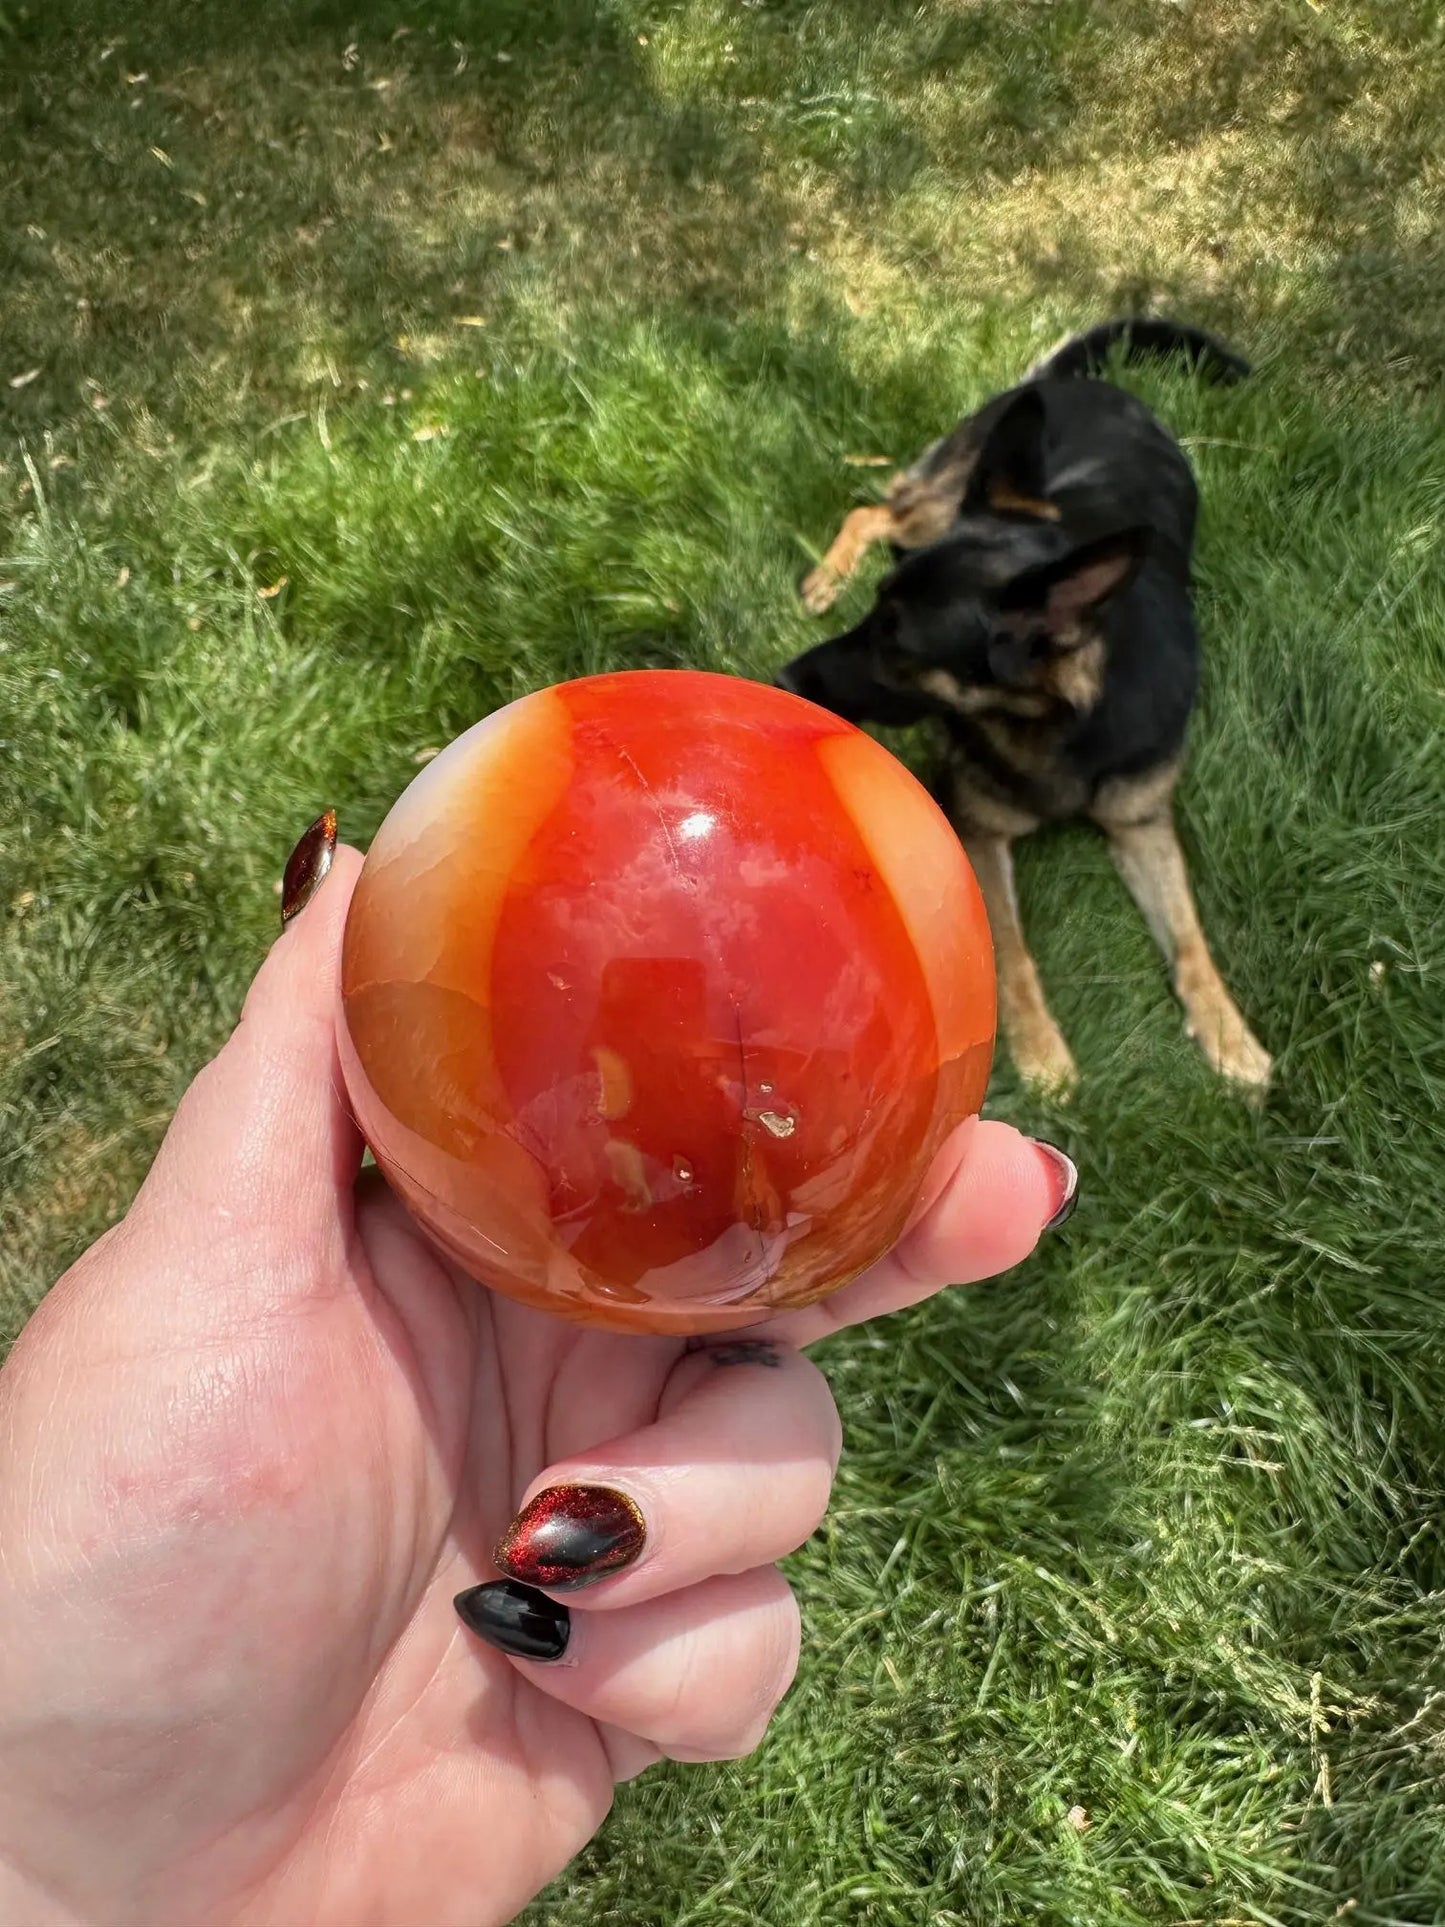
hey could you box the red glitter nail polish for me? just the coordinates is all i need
[281,809,338,927]
[494,1484,646,1593]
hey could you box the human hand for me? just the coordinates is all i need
[0,822,1075,1927]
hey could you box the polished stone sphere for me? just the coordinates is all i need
[339,670,995,1334]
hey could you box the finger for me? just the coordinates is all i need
[595,1722,663,1784]
[489,1340,840,1607]
[768,1120,1077,1346]
[456,1567,801,1762]
[136,825,365,1225]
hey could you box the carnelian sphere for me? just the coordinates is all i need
[338,670,995,1335]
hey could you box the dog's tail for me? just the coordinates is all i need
[1024,317,1250,386]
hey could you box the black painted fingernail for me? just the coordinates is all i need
[280,809,337,927]
[495,1484,647,1594]
[1031,1139,1079,1230]
[454,1580,571,1661]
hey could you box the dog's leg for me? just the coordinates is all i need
[962,834,1078,1097]
[1103,812,1272,1091]
[799,505,898,615]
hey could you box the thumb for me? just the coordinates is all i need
[135,823,366,1227]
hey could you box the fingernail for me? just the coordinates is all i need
[280,809,338,927]
[454,1580,571,1661]
[494,1484,646,1594]
[1031,1139,1079,1231]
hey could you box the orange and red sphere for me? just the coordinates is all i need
[338,670,995,1335]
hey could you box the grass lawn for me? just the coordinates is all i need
[5,0,1445,1919]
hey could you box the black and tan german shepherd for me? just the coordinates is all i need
[778,318,1271,1096]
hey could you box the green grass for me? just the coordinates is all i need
[5,0,1445,1920]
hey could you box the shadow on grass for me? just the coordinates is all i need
[5,0,1445,466]
[0,0,941,443]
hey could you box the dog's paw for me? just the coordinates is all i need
[1191,1003,1273,1097]
[1218,1027,1273,1095]
[799,565,841,616]
[1012,1027,1079,1102]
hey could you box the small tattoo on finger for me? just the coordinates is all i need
[688,1338,785,1369]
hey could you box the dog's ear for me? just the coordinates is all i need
[997,526,1151,646]
[964,389,1056,519]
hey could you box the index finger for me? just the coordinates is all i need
[763,1120,1076,1347]
[137,830,366,1228]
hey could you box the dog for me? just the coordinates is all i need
[778,317,1272,1097]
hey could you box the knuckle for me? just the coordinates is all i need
[709,1720,772,1763]
[795,1453,837,1539]
[741,1579,802,1736]
[766,1583,803,1702]
[668,1578,802,1761]
[824,1400,845,1476]
[797,1353,845,1475]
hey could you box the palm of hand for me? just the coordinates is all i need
[2,1152,679,1927]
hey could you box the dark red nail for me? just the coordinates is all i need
[1031,1139,1079,1230]
[454,1581,571,1661]
[494,1484,646,1594]
[281,810,337,927]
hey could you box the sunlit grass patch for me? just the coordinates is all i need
[5,0,1445,1919]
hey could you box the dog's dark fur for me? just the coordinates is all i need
[779,318,1271,1093]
